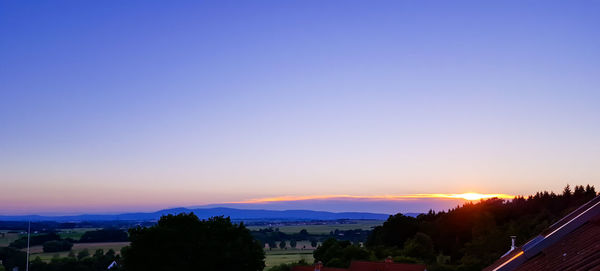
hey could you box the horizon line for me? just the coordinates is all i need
[225,193,516,204]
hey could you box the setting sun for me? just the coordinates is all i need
[450,193,514,201]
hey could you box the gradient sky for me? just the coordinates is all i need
[1,0,599,215]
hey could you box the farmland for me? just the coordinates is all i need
[0,220,382,270]
[27,242,130,261]
[265,248,314,268]
[247,220,383,234]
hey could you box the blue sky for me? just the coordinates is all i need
[1,0,599,214]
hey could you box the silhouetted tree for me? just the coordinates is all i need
[121,213,265,271]
[298,229,309,240]
[367,214,418,248]
[563,184,572,197]
[268,239,277,250]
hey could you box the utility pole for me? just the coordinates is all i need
[26,220,30,271]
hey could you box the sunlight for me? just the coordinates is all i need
[450,193,514,201]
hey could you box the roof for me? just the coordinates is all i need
[484,195,600,271]
[349,261,427,271]
[291,266,348,271]
[291,261,426,271]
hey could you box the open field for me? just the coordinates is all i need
[247,220,383,234]
[265,248,314,269]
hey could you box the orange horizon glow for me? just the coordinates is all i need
[228,193,516,204]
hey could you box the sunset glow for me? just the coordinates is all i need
[229,193,515,204]
[449,193,514,201]
[1,0,598,217]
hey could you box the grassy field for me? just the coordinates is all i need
[265,249,314,269]
[263,240,316,270]
[247,220,383,234]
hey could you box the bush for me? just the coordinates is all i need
[268,260,309,271]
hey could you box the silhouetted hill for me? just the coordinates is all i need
[0,207,392,222]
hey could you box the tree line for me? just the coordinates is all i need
[252,228,369,250]
[310,184,598,271]
[7,228,128,254]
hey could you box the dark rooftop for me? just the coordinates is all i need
[484,195,600,271]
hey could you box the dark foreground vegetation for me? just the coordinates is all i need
[122,213,265,271]
[305,184,598,271]
[7,228,129,254]
[1,185,597,271]
[29,249,120,271]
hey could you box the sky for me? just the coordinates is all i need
[1,0,599,215]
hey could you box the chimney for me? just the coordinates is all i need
[315,261,323,271]
[510,236,517,251]
[500,236,518,257]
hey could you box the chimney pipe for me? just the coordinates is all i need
[510,236,517,251]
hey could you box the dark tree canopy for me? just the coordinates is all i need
[121,213,265,271]
[9,232,61,249]
[365,184,598,270]
[0,247,26,271]
[29,248,120,271]
[313,238,370,268]
[367,213,418,248]
[79,228,128,243]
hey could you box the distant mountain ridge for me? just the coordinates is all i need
[0,207,404,222]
